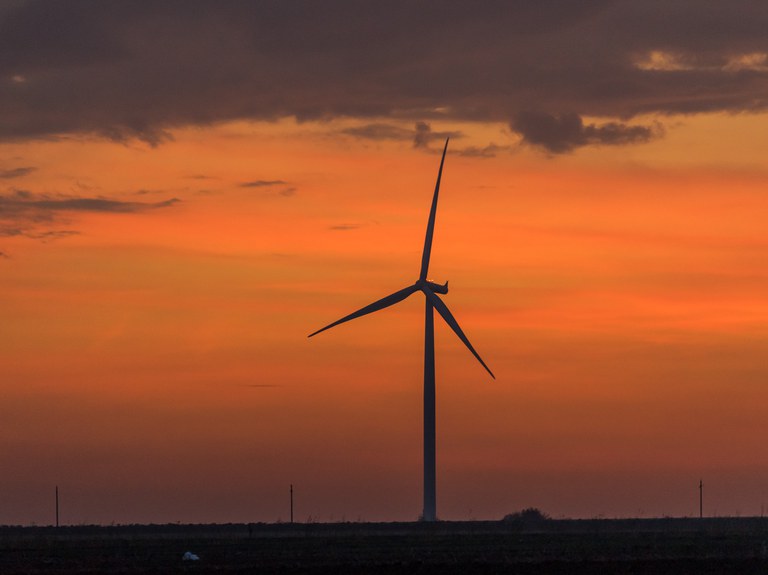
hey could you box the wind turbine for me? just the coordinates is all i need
[308,139,494,522]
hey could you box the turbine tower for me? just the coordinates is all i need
[308,139,494,522]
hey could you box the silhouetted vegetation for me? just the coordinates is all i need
[502,507,550,524]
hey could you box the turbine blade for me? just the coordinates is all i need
[308,284,419,338]
[419,138,449,281]
[423,288,495,379]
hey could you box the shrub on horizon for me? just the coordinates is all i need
[502,508,550,523]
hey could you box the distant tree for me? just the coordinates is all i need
[502,507,550,523]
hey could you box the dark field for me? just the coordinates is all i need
[3,518,768,574]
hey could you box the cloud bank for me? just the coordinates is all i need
[239,179,296,197]
[511,112,661,153]
[0,189,179,239]
[0,167,36,179]
[1,1,767,152]
[239,180,288,188]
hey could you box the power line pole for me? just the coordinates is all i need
[55,486,59,528]
[699,479,703,519]
[290,484,294,524]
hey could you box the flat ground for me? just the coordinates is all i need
[2,518,768,574]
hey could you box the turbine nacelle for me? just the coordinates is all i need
[418,279,449,294]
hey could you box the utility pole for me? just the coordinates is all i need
[699,479,703,519]
[55,486,59,527]
[290,484,294,524]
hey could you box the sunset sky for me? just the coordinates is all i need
[4,1,768,525]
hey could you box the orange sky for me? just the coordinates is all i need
[3,111,768,524]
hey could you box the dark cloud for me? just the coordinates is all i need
[341,123,413,141]
[240,180,288,188]
[25,197,179,212]
[413,122,462,149]
[240,179,296,197]
[342,122,465,153]
[511,111,660,153]
[0,189,179,239]
[329,223,361,231]
[0,225,79,240]
[26,229,80,241]
[1,1,767,151]
[97,125,173,148]
[0,166,35,179]
[458,144,510,158]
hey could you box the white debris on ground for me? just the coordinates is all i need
[182,551,200,561]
